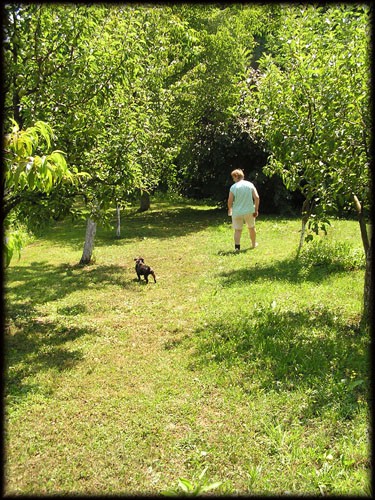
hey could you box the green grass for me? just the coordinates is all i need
[4,198,370,495]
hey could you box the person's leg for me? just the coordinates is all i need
[232,216,243,251]
[244,214,257,248]
[249,226,257,248]
[234,229,242,250]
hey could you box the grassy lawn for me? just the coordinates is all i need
[4,198,370,495]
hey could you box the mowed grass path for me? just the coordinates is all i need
[4,199,370,495]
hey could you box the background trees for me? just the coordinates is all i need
[168,5,268,201]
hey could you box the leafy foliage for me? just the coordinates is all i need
[4,120,73,194]
[3,120,84,266]
[3,4,371,277]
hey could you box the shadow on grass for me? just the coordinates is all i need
[218,255,357,285]
[37,206,226,250]
[5,261,138,403]
[5,261,134,305]
[217,248,251,256]
[5,302,96,404]
[107,206,225,243]
[192,306,369,421]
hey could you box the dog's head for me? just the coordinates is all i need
[134,257,144,265]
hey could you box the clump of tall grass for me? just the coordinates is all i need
[299,239,365,271]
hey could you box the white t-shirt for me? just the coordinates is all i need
[230,180,255,216]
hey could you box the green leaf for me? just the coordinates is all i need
[348,379,364,391]
[200,481,223,492]
[198,466,208,481]
[178,478,193,493]
[34,120,53,149]
[13,163,25,186]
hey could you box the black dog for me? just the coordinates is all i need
[134,257,156,283]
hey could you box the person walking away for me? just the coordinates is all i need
[227,169,260,252]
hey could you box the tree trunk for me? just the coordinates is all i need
[353,195,369,255]
[138,190,150,212]
[116,204,121,238]
[296,198,312,259]
[296,219,307,259]
[354,195,371,324]
[80,218,96,265]
[363,243,371,324]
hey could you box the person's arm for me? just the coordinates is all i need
[253,187,260,217]
[228,191,234,216]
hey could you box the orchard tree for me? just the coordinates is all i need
[3,4,181,264]
[242,4,371,318]
[3,5,114,231]
[76,5,184,263]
